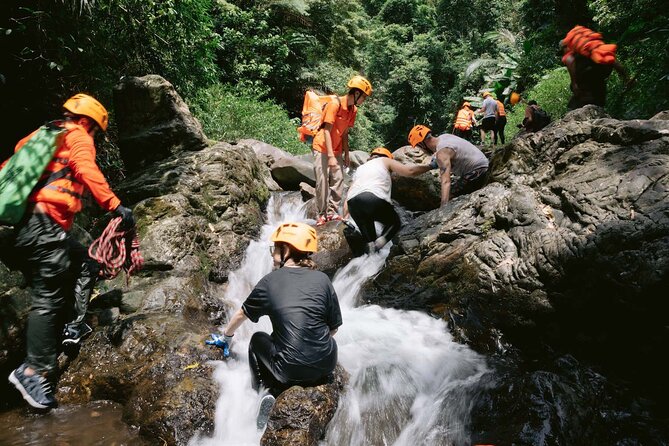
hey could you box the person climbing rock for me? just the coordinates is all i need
[3,93,135,410]
[343,147,434,254]
[479,92,498,146]
[408,125,489,206]
[494,96,507,145]
[560,25,633,109]
[312,75,372,226]
[219,222,342,427]
[452,102,477,141]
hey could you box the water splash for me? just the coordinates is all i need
[191,192,487,446]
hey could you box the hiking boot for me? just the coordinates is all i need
[256,394,276,430]
[316,215,327,226]
[8,364,58,410]
[62,322,93,345]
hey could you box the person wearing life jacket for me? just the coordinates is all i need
[452,102,477,142]
[560,25,632,109]
[312,75,372,226]
[219,222,342,427]
[343,147,434,254]
[494,96,507,145]
[409,125,489,206]
[479,92,498,146]
[4,93,135,410]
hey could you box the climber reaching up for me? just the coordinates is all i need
[408,126,489,206]
[560,25,633,109]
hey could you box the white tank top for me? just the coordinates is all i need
[347,158,392,203]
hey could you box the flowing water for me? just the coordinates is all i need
[191,192,488,446]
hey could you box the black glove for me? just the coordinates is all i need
[114,205,135,230]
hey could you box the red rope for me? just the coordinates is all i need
[88,216,144,282]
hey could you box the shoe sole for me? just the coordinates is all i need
[256,395,275,430]
[8,371,50,410]
[62,330,92,346]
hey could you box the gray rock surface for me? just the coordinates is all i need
[239,139,315,190]
[114,75,208,172]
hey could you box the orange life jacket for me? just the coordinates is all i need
[454,108,474,130]
[496,100,506,117]
[562,25,617,65]
[12,121,120,229]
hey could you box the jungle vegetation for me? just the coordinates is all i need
[1,0,667,172]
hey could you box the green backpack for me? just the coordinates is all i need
[0,122,68,225]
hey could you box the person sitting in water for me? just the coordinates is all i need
[343,147,434,254]
[219,222,342,427]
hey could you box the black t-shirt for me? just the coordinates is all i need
[242,267,343,382]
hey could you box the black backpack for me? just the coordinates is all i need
[531,106,551,130]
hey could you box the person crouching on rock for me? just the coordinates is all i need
[408,125,489,206]
[220,222,342,424]
[343,147,434,254]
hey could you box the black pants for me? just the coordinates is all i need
[451,167,489,198]
[494,116,507,144]
[347,192,401,244]
[454,128,472,141]
[13,212,99,374]
[248,332,332,398]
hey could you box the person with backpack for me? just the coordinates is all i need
[218,222,342,428]
[2,93,135,410]
[560,25,632,110]
[452,102,477,142]
[494,96,507,145]
[311,75,372,226]
[521,100,551,132]
[343,147,435,254]
[479,92,498,146]
[409,126,489,206]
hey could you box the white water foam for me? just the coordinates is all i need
[191,193,487,446]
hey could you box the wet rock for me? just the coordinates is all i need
[388,145,440,211]
[364,112,669,442]
[348,150,369,169]
[313,223,354,276]
[114,75,207,172]
[261,365,348,446]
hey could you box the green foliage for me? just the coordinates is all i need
[505,67,571,139]
[188,84,308,155]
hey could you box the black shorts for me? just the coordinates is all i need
[481,117,496,131]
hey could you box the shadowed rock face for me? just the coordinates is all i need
[114,75,208,173]
[364,106,669,443]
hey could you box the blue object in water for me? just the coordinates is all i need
[205,334,230,358]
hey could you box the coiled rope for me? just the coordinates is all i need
[88,216,143,281]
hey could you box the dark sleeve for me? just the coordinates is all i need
[242,278,271,323]
[326,281,343,330]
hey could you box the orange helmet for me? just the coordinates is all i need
[271,222,318,253]
[63,93,109,131]
[347,75,373,96]
[482,91,492,98]
[408,125,431,147]
[510,92,521,105]
[462,102,471,108]
[370,147,393,159]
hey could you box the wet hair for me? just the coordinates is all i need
[528,100,537,106]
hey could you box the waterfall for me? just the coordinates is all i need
[190,192,488,446]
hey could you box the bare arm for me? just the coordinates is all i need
[223,308,248,337]
[436,149,453,205]
[385,158,432,177]
[613,61,633,87]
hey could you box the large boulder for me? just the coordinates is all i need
[114,75,208,172]
[261,365,348,446]
[239,139,315,190]
[362,110,669,443]
[390,145,440,211]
